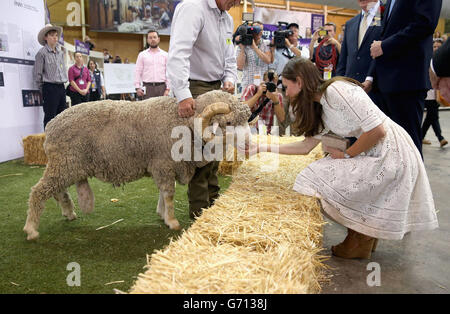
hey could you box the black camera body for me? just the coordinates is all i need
[265,82,277,93]
[235,22,262,46]
[274,22,293,49]
[264,70,277,94]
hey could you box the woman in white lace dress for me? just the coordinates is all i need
[247,58,438,259]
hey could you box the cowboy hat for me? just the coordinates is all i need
[37,24,63,46]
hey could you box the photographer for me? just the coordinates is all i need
[241,69,284,134]
[309,22,341,78]
[236,21,274,91]
[271,23,306,76]
[269,23,308,136]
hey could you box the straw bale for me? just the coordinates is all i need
[130,135,328,294]
[22,133,47,165]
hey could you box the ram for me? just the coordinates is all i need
[23,90,251,240]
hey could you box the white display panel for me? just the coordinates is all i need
[0,0,45,163]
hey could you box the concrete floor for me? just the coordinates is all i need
[321,109,450,294]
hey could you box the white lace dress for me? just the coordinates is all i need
[293,81,438,240]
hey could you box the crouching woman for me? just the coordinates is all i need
[245,57,438,259]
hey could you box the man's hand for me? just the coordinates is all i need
[312,29,320,43]
[326,37,339,46]
[178,98,196,118]
[222,81,235,94]
[163,89,170,96]
[438,77,450,103]
[285,38,292,49]
[429,67,440,90]
[370,41,383,58]
[266,90,279,103]
[79,89,88,96]
[136,88,145,97]
[257,82,266,96]
[251,39,258,50]
[362,80,373,93]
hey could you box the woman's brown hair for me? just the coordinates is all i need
[281,57,362,137]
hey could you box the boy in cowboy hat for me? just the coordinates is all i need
[33,24,68,129]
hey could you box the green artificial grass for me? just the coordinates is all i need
[0,159,232,294]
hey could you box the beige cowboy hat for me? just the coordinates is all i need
[37,24,63,46]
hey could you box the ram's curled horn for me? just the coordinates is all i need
[198,102,231,141]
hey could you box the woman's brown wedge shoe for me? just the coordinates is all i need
[332,229,375,259]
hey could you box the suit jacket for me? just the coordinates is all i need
[433,39,450,77]
[373,0,442,93]
[336,12,382,83]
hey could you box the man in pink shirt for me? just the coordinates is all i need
[134,30,170,99]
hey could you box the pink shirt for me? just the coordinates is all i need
[68,64,91,92]
[134,48,170,89]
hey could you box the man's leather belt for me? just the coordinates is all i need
[143,82,165,86]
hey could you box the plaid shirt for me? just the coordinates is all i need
[236,40,270,90]
[33,44,68,89]
[241,84,283,134]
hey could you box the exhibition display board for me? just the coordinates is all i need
[0,0,45,163]
[103,63,136,95]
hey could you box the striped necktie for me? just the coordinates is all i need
[358,13,368,48]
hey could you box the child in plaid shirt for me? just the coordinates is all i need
[241,70,284,134]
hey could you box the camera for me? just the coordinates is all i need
[264,70,277,94]
[318,29,328,37]
[235,22,262,46]
[273,22,293,49]
[265,82,277,93]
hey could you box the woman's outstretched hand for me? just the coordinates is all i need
[324,146,345,159]
[238,141,265,158]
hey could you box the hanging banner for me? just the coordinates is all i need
[89,0,180,35]
[74,39,90,55]
[0,0,45,163]
[311,14,325,33]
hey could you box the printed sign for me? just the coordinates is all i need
[75,39,90,55]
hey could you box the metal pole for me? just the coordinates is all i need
[80,0,86,40]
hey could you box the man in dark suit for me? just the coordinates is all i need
[430,39,450,102]
[337,0,383,108]
[370,0,442,155]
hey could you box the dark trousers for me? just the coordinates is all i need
[70,92,89,106]
[143,82,166,99]
[422,99,444,142]
[88,90,101,101]
[188,79,222,218]
[42,83,67,129]
[379,90,426,156]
